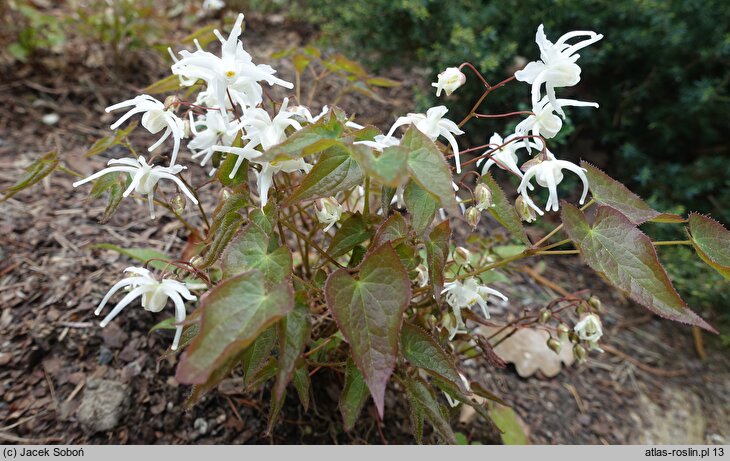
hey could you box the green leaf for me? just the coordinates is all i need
[581,161,683,225]
[481,173,530,245]
[283,144,364,205]
[96,172,129,224]
[493,245,527,259]
[1,151,59,202]
[426,220,450,303]
[561,203,715,332]
[92,244,169,270]
[366,77,401,88]
[292,365,311,411]
[245,357,278,390]
[325,244,410,417]
[273,304,311,401]
[489,405,530,445]
[241,326,277,388]
[372,212,409,248]
[85,122,138,158]
[403,375,456,444]
[259,112,343,163]
[176,271,295,384]
[198,212,244,269]
[688,213,730,280]
[207,192,248,237]
[216,146,249,187]
[327,212,373,258]
[141,74,182,94]
[404,180,439,235]
[339,358,370,431]
[292,53,311,74]
[349,144,407,188]
[400,323,467,392]
[351,125,381,142]
[250,202,277,234]
[222,223,292,284]
[402,127,460,216]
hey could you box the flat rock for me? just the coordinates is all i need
[76,379,130,433]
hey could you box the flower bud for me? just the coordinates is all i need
[539,308,551,324]
[574,313,603,343]
[547,337,562,354]
[557,323,570,342]
[453,247,471,266]
[432,67,466,97]
[465,206,481,230]
[515,196,537,223]
[171,194,186,215]
[220,188,232,201]
[315,197,343,232]
[189,256,204,268]
[573,344,587,362]
[588,296,602,310]
[474,183,493,211]
[164,95,181,112]
[414,264,429,287]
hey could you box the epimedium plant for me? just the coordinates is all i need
[6,13,729,443]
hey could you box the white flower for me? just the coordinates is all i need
[441,277,508,339]
[314,197,343,231]
[516,152,589,215]
[202,0,225,10]
[290,105,329,124]
[72,156,198,219]
[443,372,471,407]
[515,24,603,116]
[354,134,400,152]
[170,14,293,114]
[95,267,197,350]
[385,105,465,173]
[240,97,302,150]
[574,313,602,342]
[432,67,466,97]
[106,95,185,165]
[212,142,263,179]
[414,264,429,287]
[188,110,237,166]
[255,158,312,207]
[515,95,598,147]
[478,132,538,178]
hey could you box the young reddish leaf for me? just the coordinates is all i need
[581,161,683,225]
[404,180,439,235]
[561,203,715,332]
[96,172,129,224]
[349,144,408,188]
[198,212,244,269]
[292,364,311,411]
[426,220,450,303]
[400,323,467,393]
[402,127,460,216]
[480,173,530,245]
[221,223,292,284]
[688,212,730,280]
[325,244,411,417]
[283,144,364,205]
[241,326,277,387]
[327,212,373,258]
[403,375,457,444]
[86,122,138,158]
[206,192,248,237]
[273,304,311,401]
[372,212,409,248]
[366,77,402,88]
[259,112,343,163]
[1,151,59,202]
[176,271,295,384]
[339,358,370,431]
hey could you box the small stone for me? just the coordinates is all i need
[98,346,113,365]
[0,352,11,366]
[194,417,208,435]
[41,113,60,125]
[76,379,129,433]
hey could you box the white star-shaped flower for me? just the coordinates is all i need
[441,278,508,339]
[516,152,589,215]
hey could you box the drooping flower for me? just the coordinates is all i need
[188,110,237,166]
[516,152,589,215]
[354,134,400,151]
[385,106,465,173]
[432,67,466,97]
[105,95,185,165]
[255,158,312,207]
[515,24,603,116]
[212,142,263,179]
[515,96,598,148]
[314,197,343,232]
[574,313,603,352]
[72,156,198,219]
[473,183,493,211]
[441,277,508,339]
[290,105,329,124]
[414,264,429,288]
[240,97,302,150]
[443,372,472,408]
[95,267,197,350]
[170,14,293,114]
[477,132,536,178]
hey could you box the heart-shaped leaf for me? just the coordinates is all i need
[325,244,411,417]
[176,271,295,384]
[327,212,373,258]
[426,220,450,302]
[404,180,439,235]
[273,304,311,400]
[339,358,370,431]
[401,323,467,393]
[284,144,364,205]
[561,203,715,332]
[221,223,292,284]
[259,112,343,163]
[349,144,408,188]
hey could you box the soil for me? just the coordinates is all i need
[1,8,728,445]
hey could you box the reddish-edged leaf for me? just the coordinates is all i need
[402,127,460,216]
[403,374,456,444]
[325,244,411,417]
[561,203,715,332]
[283,144,363,205]
[241,326,277,388]
[426,220,450,303]
[259,112,343,163]
[349,144,408,188]
[339,358,370,431]
[2,151,59,202]
[480,173,530,245]
[372,212,409,248]
[404,180,439,235]
[221,223,292,284]
[581,161,683,225]
[688,212,730,280]
[400,323,466,392]
[273,304,311,400]
[327,212,373,258]
[176,271,295,384]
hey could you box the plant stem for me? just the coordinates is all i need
[281,219,344,268]
[363,176,370,217]
[653,240,693,246]
[535,250,580,256]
